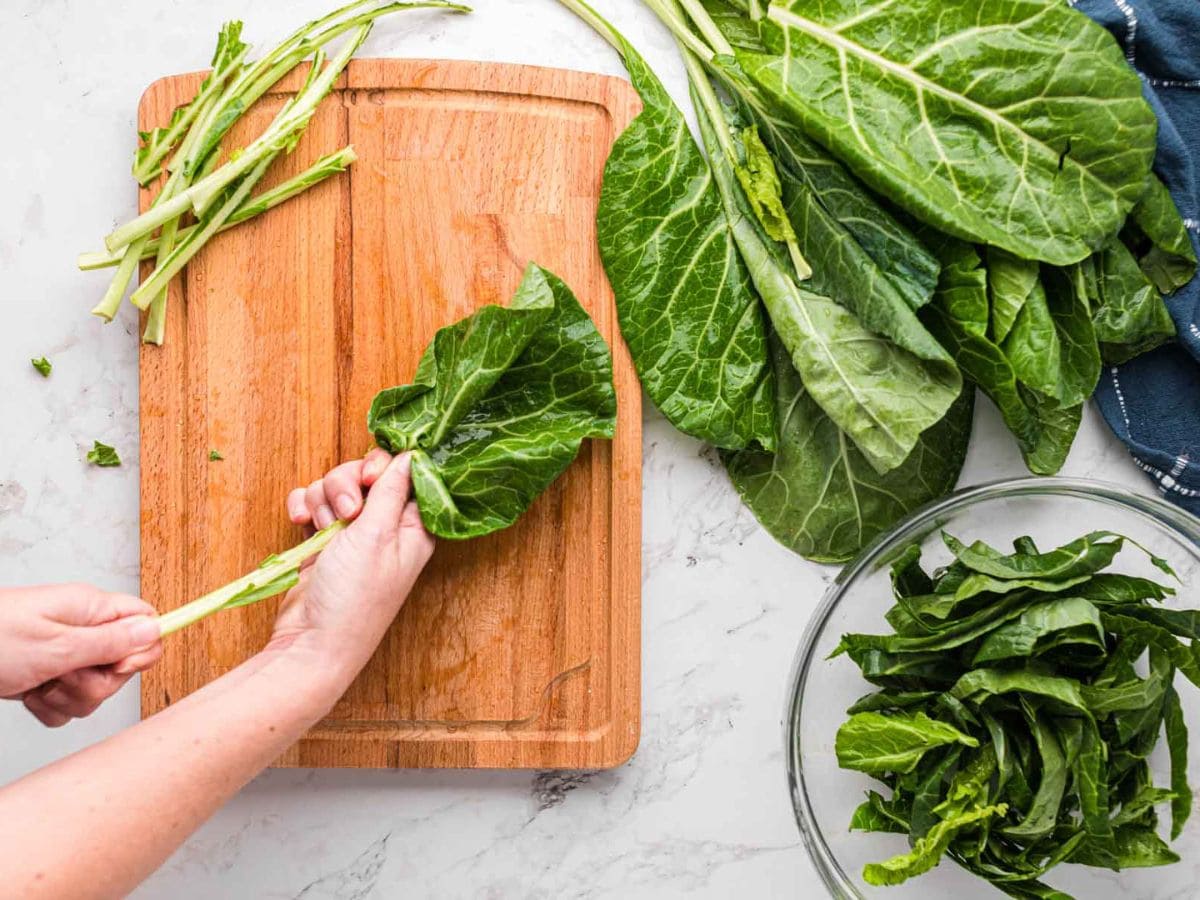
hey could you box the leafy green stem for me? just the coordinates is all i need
[130,152,278,309]
[78,146,357,272]
[156,520,347,637]
[676,0,734,57]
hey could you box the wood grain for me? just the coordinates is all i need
[138,60,642,769]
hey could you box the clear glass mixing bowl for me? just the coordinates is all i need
[786,477,1200,899]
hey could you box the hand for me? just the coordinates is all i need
[0,585,163,727]
[272,449,435,690]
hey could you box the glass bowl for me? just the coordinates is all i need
[786,477,1200,899]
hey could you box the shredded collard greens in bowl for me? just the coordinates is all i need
[787,478,1200,898]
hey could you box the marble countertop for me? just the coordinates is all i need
[0,1,1153,897]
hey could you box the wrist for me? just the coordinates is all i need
[258,632,363,710]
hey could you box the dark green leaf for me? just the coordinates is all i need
[1123,174,1198,294]
[589,26,774,450]
[1091,237,1176,365]
[369,264,615,539]
[741,0,1156,265]
[943,530,1124,581]
[1163,684,1193,840]
[724,334,972,562]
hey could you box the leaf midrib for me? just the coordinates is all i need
[766,4,1122,205]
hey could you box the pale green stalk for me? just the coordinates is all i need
[676,0,734,56]
[132,42,250,184]
[78,146,357,271]
[130,153,277,309]
[156,521,346,637]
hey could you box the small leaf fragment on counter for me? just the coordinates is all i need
[30,357,51,377]
[86,441,121,467]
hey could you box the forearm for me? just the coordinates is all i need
[0,645,348,900]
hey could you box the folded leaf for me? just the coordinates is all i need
[723,332,972,562]
[743,0,1156,265]
[863,802,1007,887]
[369,263,616,539]
[696,86,962,474]
[1091,237,1176,365]
[1123,174,1198,294]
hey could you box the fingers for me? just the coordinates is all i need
[354,453,414,534]
[42,584,156,627]
[111,640,164,677]
[305,480,336,530]
[24,692,70,728]
[56,615,162,673]
[362,448,392,487]
[35,667,133,721]
[287,451,393,529]
[400,500,436,570]
[323,460,367,522]
[287,487,312,526]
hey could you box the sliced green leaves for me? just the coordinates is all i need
[369,263,616,539]
[832,527,1196,894]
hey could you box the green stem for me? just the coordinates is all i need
[156,520,347,637]
[639,0,717,60]
[676,0,734,57]
[130,152,277,309]
[90,238,144,321]
[78,146,357,271]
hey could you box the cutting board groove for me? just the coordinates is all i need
[139,59,642,769]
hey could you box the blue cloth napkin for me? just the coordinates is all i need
[1074,0,1200,512]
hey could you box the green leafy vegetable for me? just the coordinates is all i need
[740,0,1156,265]
[562,2,774,451]
[157,263,614,633]
[30,357,51,377]
[86,441,121,467]
[832,527,1197,895]
[82,2,470,342]
[368,263,615,539]
[208,449,224,462]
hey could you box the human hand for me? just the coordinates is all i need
[270,449,435,690]
[0,585,163,726]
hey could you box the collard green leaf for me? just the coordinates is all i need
[1091,237,1176,365]
[1123,174,1198,295]
[835,711,978,776]
[1163,685,1193,839]
[30,356,51,377]
[711,55,941,312]
[1009,264,1100,409]
[953,573,1091,604]
[1002,712,1066,841]
[742,0,1156,265]
[987,250,1037,345]
[972,598,1104,666]
[950,669,1090,717]
[369,264,615,539]
[1070,824,1179,869]
[1077,573,1175,603]
[850,790,911,833]
[920,236,1080,475]
[695,83,961,475]
[943,530,1125,581]
[863,802,1007,887]
[589,24,774,450]
[723,333,972,563]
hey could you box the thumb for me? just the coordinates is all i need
[61,616,162,671]
[355,452,414,534]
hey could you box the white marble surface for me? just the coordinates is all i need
[0,1,1154,898]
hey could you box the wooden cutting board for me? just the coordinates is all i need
[138,59,642,769]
